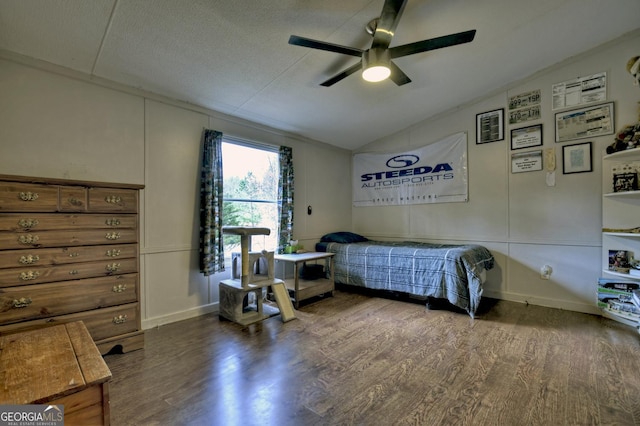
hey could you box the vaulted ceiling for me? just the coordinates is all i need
[1,0,639,150]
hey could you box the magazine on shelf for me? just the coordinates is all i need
[609,299,640,316]
[633,290,640,309]
[597,277,639,291]
[602,306,640,326]
[597,278,640,324]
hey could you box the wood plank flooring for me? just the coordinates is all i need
[105,290,640,425]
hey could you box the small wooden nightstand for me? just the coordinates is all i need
[274,252,335,308]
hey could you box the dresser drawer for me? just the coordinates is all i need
[0,303,140,342]
[0,274,138,324]
[59,186,88,212]
[0,257,138,287]
[0,213,137,231]
[0,183,138,213]
[88,188,138,213]
[0,244,138,269]
[0,228,138,249]
[0,182,59,212]
[79,303,140,341]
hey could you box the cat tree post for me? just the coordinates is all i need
[218,226,295,325]
[224,226,271,288]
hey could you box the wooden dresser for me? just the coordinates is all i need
[0,174,144,354]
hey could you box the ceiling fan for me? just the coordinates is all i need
[288,0,476,87]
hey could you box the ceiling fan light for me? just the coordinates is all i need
[363,65,391,82]
[362,48,392,83]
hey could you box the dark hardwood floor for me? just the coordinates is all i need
[105,290,640,425]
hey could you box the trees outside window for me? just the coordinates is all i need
[222,141,278,257]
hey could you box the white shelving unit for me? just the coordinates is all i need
[601,148,640,329]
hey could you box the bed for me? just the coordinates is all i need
[315,232,495,318]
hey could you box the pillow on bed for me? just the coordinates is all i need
[320,231,368,244]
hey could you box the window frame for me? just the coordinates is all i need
[221,136,280,255]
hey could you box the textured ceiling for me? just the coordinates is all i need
[1,0,639,150]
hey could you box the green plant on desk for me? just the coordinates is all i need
[284,244,304,254]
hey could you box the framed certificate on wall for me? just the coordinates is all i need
[511,124,542,150]
[476,108,504,144]
[511,150,543,173]
[555,102,614,143]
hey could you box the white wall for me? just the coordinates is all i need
[354,30,640,314]
[2,30,638,324]
[0,57,353,328]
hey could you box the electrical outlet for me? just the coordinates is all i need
[540,265,552,280]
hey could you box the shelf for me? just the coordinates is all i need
[601,307,640,330]
[275,252,335,308]
[603,232,640,237]
[602,145,640,331]
[602,269,640,280]
[603,148,640,162]
[604,190,640,198]
[282,277,333,302]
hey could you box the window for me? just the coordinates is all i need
[222,138,279,257]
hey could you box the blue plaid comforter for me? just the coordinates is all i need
[321,241,495,318]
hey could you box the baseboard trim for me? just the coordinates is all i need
[483,290,601,316]
[142,303,219,330]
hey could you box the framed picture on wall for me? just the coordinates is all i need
[554,102,614,143]
[511,150,543,173]
[476,108,504,144]
[510,124,543,150]
[562,142,592,174]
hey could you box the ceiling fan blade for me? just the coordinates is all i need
[389,29,476,59]
[371,0,408,50]
[289,35,363,57]
[388,61,411,86]
[320,61,363,87]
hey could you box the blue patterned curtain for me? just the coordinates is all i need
[199,129,225,275]
[277,146,294,253]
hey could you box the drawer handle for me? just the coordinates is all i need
[18,234,39,245]
[105,218,121,226]
[113,314,128,324]
[18,218,39,229]
[12,297,32,308]
[106,263,121,272]
[67,197,84,207]
[19,192,39,201]
[105,232,121,240]
[106,249,121,257]
[20,271,40,281]
[112,284,128,293]
[19,254,40,265]
[105,195,122,204]
[69,269,79,275]
[68,252,79,257]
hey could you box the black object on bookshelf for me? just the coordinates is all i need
[613,172,638,192]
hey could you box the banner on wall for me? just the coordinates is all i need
[353,132,468,207]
